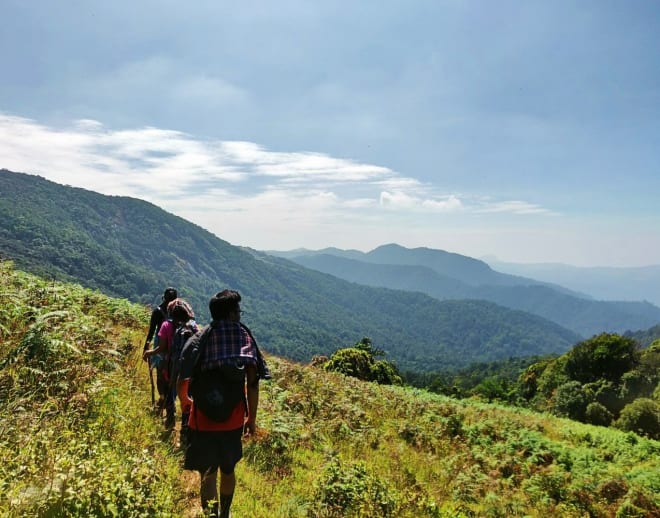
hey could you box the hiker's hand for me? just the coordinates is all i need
[244,420,256,438]
[142,349,152,361]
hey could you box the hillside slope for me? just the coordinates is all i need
[2,263,658,517]
[0,169,581,371]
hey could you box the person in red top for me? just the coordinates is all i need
[177,289,268,518]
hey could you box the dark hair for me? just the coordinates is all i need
[163,287,178,302]
[209,289,241,320]
[167,298,195,323]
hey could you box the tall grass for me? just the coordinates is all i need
[0,262,183,516]
[1,261,658,517]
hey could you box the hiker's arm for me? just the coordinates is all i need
[142,339,165,360]
[144,310,159,349]
[143,323,170,360]
[244,364,259,437]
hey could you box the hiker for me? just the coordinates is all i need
[167,298,199,445]
[143,287,178,415]
[177,289,270,518]
[143,297,195,430]
[144,287,178,352]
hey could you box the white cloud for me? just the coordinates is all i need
[475,200,552,215]
[379,191,464,213]
[0,112,554,251]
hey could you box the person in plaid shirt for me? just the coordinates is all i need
[177,289,269,518]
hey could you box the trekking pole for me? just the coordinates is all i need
[148,362,156,407]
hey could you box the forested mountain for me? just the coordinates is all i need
[278,248,660,337]
[0,168,581,371]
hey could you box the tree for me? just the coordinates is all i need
[324,348,373,380]
[565,333,639,384]
[615,398,660,440]
[552,381,588,421]
[584,402,613,427]
[323,337,402,385]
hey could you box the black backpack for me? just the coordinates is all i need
[188,326,247,422]
[169,319,199,387]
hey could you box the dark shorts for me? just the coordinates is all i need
[184,428,244,474]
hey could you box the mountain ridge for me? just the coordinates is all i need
[0,168,582,372]
[269,246,660,336]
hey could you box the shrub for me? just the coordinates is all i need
[615,399,660,439]
[552,381,588,421]
[310,458,398,517]
[324,348,373,380]
[584,402,613,426]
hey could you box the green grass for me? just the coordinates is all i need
[1,261,658,517]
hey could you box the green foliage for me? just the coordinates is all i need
[324,348,373,380]
[309,458,398,517]
[552,381,588,421]
[615,399,660,440]
[584,402,614,426]
[0,263,182,516]
[2,263,660,517]
[323,337,402,385]
[517,333,660,437]
[470,375,518,403]
[565,333,639,384]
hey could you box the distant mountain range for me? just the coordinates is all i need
[267,246,660,337]
[0,168,585,372]
[485,258,660,307]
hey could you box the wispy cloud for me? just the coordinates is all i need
[475,200,554,215]
[0,113,553,248]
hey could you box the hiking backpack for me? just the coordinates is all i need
[169,319,199,387]
[188,326,247,422]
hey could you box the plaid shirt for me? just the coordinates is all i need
[200,319,257,371]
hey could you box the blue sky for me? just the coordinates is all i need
[1,1,659,266]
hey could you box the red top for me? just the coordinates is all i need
[187,397,245,431]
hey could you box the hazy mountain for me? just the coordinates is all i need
[0,169,581,372]
[486,258,660,307]
[275,248,660,337]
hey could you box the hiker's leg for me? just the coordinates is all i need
[180,410,190,447]
[200,468,218,517]
[156,372,167,416]
[217,428,242,518]
[219,471,236,518]
[164,385,175,429]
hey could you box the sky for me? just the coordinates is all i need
[1,1,659,267]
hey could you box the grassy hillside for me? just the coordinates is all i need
[1,262,658,517]
[0,169,581,371]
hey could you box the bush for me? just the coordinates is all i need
[552,381,588,421]
[324,337,402,385]
[324,348,373,380]
[585,402,613,427]
[310,458,398,517]
[615,399,660,439]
